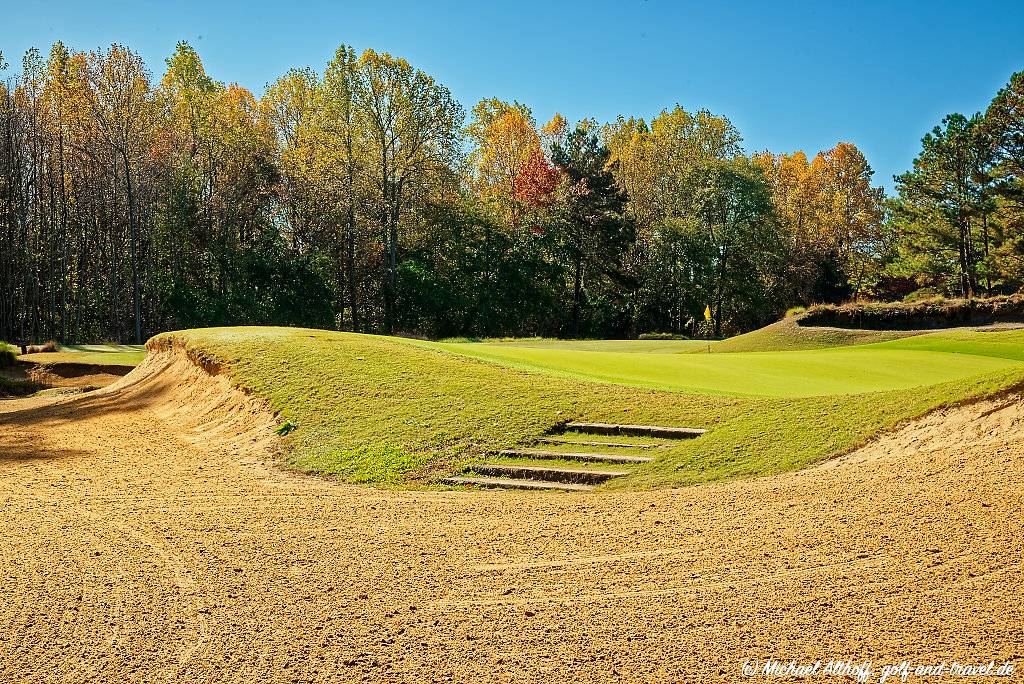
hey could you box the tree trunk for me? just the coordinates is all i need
[714,247,728,339]
[123,150,142,343]
[345,132,359,332]
[387,179,402,334]
[957,221,973,298]
[572,252,583,337]
[347,208,358,332]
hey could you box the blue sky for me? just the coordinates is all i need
[3,0,1023,190]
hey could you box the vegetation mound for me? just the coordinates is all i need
[707,316,919,353]
[801,294,1024,330]
[147,326,1024,489]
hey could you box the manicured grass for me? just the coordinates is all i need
[610,367,1020,489]
[430,337,1022,397]
[62,343,146,355]
[154,326,1024,488]
[18,343,146,367]
[476,338,709,353]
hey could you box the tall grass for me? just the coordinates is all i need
[0,341,16,368]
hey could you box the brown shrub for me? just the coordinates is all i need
[24,340,59,354]
[799,294,1024,330]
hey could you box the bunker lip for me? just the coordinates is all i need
[96,343,280,458]
[13,359,136,390]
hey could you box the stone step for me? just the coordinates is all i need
[498,448,654,464]
[472,464,629,485]
[565,422,706,439]
[442,476,594,492]
[538,437,659,449]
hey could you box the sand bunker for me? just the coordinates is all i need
[0,349,1021,682]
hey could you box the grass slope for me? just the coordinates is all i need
[155,326,1024,488]
[706,316,922,353]
[866,327,1024,361]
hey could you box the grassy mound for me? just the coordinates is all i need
[152,326,1024,489]
[706,316,921,353]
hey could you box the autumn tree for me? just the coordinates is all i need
[263,66,323,250]
[813,143,885,297]
[83,44,155,342]
[679,157,781,336]
[515,146,562,208]
[549,122,632,336]
[349,49,463,333]
[755,143,884,303]
[156,41,220,303]
[6,38,987,344]
[602,106,744,333]
[466,98,542,225]
[320,44,365,329]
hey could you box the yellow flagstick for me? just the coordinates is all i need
[704,305,712,346]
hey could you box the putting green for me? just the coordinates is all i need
[432,332,1024,397]
[473,338,709,353]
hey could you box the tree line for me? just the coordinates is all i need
[0,41,1021,343]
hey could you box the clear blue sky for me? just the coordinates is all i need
[3,0,1023,190]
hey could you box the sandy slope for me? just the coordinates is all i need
[1,350,1022,683]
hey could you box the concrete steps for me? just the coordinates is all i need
[565,422,706,439]
[537,437,659,449]
[471,463,628,485]
[442,476,594,492]
[499,448,654,465]
[443,421,706,491]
